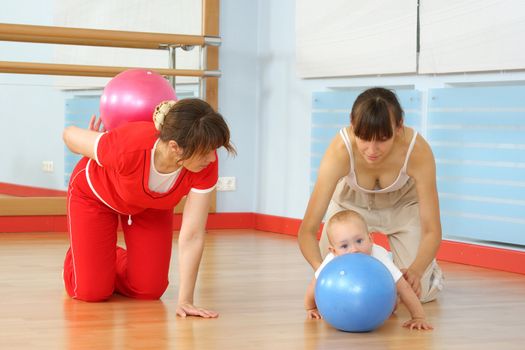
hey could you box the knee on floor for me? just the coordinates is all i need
[71,287,114,302]
[131,281,169,300]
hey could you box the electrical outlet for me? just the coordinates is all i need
[217,176,236,191]
[42,161,54,173]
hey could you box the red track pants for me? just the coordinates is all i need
[63,158,174,301]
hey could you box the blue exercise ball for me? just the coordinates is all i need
[315,253,396,332]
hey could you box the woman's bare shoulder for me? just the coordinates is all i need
[406,129,435,176]
[324,129,348,156]
[319,131,350,179]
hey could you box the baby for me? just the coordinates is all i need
[304,210,433,330]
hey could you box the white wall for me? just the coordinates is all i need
[251,0,525,221]
[0,0,260,213]
[2,0,525,220]
[216,0,259,212]
[253,0,311,218]
[0,0,66,190]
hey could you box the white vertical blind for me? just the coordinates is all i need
[419,0,525,74]
[296,0,417,78]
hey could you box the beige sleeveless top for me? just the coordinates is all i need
[340,128,418,194]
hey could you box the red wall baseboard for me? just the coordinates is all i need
[253,213,304,236]
[203,213,525,276]
[435,240,525,275]
[1,211,523,275]
[0,216,68,233]
[0,182,66,197]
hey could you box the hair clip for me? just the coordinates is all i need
[153,100,177,130]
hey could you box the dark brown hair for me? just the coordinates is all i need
[159,98,236,160]
[351,87,404,141]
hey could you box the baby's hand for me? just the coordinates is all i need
[403,317,433,330]
[306,308,322,319]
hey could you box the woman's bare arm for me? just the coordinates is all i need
[298,135,349,270]
[405,135,442,294]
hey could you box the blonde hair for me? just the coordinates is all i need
[326,210,368,245]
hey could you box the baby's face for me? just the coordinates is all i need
[328,220,373,256]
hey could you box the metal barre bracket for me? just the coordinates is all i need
[203,70,222,78]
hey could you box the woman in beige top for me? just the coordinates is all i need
[298,87,443,302]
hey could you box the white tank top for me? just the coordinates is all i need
[340,128,418,194]
[148,139,181,193]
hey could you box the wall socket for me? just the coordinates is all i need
[42,160,54,173]
[217,176,236,191]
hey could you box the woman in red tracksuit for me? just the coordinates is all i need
[62,98,235,318]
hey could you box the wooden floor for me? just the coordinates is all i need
[1,229,525,349]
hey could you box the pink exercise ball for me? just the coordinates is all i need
[100,69,177,130]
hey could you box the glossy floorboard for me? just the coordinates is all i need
[1,229,524,349]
